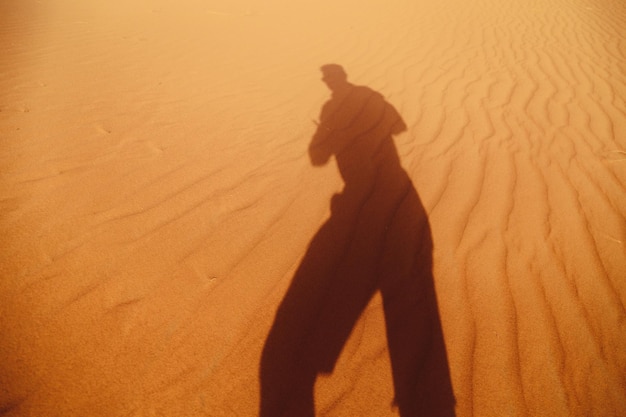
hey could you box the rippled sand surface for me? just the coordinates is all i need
[1,0,625,416]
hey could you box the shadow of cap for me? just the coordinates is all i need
[320,64,347,81]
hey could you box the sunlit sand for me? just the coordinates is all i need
[1,0,625,416]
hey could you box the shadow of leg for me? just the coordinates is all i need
[380,191,456,417]
[259,198,362,416]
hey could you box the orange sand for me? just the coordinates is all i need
[1,0,625,416]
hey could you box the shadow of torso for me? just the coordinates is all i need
[260,83,455,417]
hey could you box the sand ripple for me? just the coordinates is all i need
[1,0,625,416]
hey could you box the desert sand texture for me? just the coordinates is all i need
[1,0,626,416]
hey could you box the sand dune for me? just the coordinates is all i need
[1,0,625,416]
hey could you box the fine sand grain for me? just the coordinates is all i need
[1,0,625,416]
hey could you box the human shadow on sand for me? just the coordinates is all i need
[260,64,456,417]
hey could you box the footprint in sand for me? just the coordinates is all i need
[602,149,626,162]
[94,124,112,134]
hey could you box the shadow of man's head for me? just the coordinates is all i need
[320,63,350,93]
